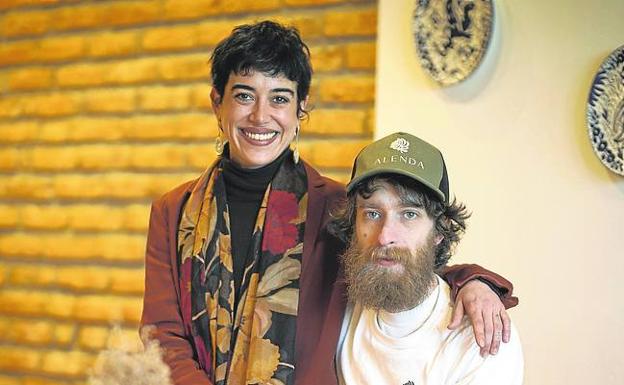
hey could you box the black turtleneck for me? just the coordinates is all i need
[222,148,291,298]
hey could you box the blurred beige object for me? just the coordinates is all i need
[88,326,172,385]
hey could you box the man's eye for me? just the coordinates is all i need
[365,211,380,220]
[403,211,419,220]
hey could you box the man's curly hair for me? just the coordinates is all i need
[327,174,471,269]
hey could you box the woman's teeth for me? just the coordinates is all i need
[244,131,277,141]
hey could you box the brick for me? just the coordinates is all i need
[142,24,198,52]
[270,14,324,39]
[6,67,53,91]
[0,375,20,385]
[84,88,136,113]
[196,20,242,47]
[162,0,219,19]
[324,8,377,37]
[284,0,344,5]
[26,92,82,117]
[0,175,55,200]
[73,144,131,170]
[0,346,41,372]
[78,145,132,169]
[79,326,142,351]
[56,63,112,88]
[78,325,109,350]
[88,30,138,58]
[67,204,126,231]
[109,268,144,295]
[319,74,375,103]
[138,85,191,112]
[53,173,150,200]
[56,267,109,291]
[100,1,162,27]
[23,377,73,385]
[0,289,54,316]
[123,204,151,231]
[187,145,217,169]
[0,94,23,118]
[0,319,71,349]
[310,45,344,72]
[0,318,54,345]
[1,10,51,37]
[9,264,57,286]
[38,35,85,62]
[301,139,370,168]
[0,40,38,66]
[53,2,159,31]
[162,0,278,20]
[40,350,94,377]
[346,41,376,69]
[365,107,375,133]
[43,292,77,319]
[57,58,160,88]
[2,93,68,118]
[190,83,213,110]
[130,145,189,169]
[0,148,21,170]
[52,5,103,31]
[159,53,210,82]
[127,113,216,140]
[0,121,39,143]
[27,147,78,171]
[301,108,367,135]
[40,117,128,143]
[74,295,142,323]
[0,233,146,262]
[54,323,76,346]
[0,0,61,9]
[108,57,160,85]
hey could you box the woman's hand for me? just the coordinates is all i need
[448,279,511,357]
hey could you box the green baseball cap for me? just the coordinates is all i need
[346,132,449,204]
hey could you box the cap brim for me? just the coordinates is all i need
[346,168,446,203]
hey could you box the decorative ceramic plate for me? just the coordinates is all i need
[587,45,624,175]
[413,0,494,86]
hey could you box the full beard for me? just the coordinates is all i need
[343,236,438,313]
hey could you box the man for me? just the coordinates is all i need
[330,132,524,385]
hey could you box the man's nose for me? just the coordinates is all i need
[376,219,398,247]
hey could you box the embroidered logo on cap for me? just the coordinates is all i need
[390,137,410,154]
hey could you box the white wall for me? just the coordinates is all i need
[376,0,624,383]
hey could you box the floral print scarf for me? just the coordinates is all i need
[178,156,307,385]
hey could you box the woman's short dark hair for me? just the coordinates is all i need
[209,20,312,119]
[327,175,471,269]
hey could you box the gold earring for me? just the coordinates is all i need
[292,126,300,164]
[215,131,224,155]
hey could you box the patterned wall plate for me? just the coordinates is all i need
[587,45,624,175]
[413,0,494,86]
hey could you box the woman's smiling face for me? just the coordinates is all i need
[211,71,305,169]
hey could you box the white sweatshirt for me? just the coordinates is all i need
[336,275,524,385]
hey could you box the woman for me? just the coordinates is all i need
[141,21,517,385]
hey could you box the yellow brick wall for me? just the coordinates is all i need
[0,1,376,383]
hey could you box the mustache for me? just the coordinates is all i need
[365,246,414,264]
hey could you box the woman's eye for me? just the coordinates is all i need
[273,95,290,104]
[234,93,254,102]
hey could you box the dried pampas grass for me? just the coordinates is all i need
[88,326,172,385]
